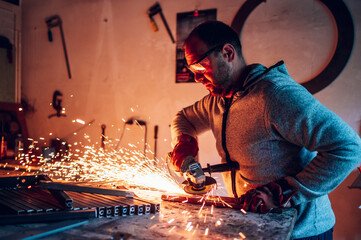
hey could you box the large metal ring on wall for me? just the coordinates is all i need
[231,0,354,94]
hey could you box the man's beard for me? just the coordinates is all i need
[209,61,232,97]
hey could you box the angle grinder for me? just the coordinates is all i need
[180,156,217,195]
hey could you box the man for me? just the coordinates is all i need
[169,21,361,240]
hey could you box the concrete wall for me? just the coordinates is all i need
[21,0,360,239]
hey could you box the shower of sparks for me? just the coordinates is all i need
[239,232,246,239]
[75,119,85,125]
[186,222,192,230]
[205,228,209,236]
[11,134,184,199]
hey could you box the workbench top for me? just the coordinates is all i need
[0,199,297,240]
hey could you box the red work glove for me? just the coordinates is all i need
[240,179,297,213]
[169,133,198,173]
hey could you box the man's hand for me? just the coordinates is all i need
[169,133,198,173]
[240,180,297,213]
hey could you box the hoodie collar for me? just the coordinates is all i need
[234,61,287,97]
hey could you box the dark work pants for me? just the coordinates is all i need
[294,228,333,240]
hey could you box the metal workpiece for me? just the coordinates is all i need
[38,180,134,198]
[66,192,108,218]
[132,196,161,214]
[89,193,150,215]
[0,190,44,213]
[0,174,161,235]
[74,192,127,217]
[25,188,64,211]
[2,189,55,212]
[0,195,28,214]
[66,191,150,217]
[39,175,73,210]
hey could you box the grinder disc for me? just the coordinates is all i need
[182,176,217,195]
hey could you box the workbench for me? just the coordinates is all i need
[0,196,297,240]
[0,166,297,240]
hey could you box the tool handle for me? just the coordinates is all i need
[202,161,239,174]
[159,11,175,43]
[149,16,159,31]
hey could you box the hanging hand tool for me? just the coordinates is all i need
[45,15,72,79]
[153,125,158,164]
[101,124,106,149]
[147,2,175,43]
[48,90,66,118]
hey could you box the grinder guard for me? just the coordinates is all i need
[181,159,217,195]
[182,176,217,195]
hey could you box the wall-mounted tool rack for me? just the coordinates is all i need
[0,175,160,225]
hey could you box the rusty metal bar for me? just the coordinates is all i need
[133,197,160,214]
[73,192,123,217]
[82,192,144,216]
[69,191,114,218]
[103,194,159,214]
[23,188,63,211]
[0,190,44,213]
[0,197,27,214]
[39,176,73,210]
[78,191,132,217]
[0,174,158,222]
[87,193,138,216]
[74,192,134,216]
[3,189,55,212]
[114,196,146,215]
[66,192,107,218]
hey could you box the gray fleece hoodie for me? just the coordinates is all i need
[171,61,361,238]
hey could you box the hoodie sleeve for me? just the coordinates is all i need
[266,82,361,205]
[171,95,213,147]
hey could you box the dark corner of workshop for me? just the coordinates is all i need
[0,0,360,239]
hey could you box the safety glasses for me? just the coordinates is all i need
[186,45,223,74]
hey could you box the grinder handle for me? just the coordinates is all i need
[202,161,239,174]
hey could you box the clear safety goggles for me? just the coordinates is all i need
[186,45,222,74]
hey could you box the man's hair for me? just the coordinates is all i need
[185,21,242,57]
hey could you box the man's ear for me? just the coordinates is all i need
[222,43,235,62]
